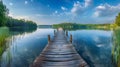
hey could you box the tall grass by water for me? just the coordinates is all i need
[0,27,9,57]
[112,27,120,67]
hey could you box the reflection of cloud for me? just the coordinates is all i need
[97,44,104,47]
[93,36,100,42]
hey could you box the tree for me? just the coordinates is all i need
[115,13,120,26]
[0,1,8,26]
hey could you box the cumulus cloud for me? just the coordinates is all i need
[70,0,92,16]
[8,13,14,17]
[25,1,28,4]
[85,0,92,7]
[61,6,67,11]
[71,1,84,16]
[94,3,120,17]
[8,12,30,20]
[15,16,30,20]
[55,10,58,14]
[9,2,13,6]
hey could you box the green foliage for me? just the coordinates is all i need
[0,1,37,29]
[6,17,37,29]
[53,22,111,30]
[0,27,9,57]
[0,1,8,26]
[112,27,120,67]
[53,23,78,30]
[115,13,120,26]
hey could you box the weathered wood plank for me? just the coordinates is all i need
[31,28,89,67]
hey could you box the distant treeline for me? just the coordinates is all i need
[6,17,37,28]
[0,1,37,28]
[38,25,52,28]
[53,23,111,30]
[53,13,120,30]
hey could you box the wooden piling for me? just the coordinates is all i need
[54,30,56,36]
[66,31,68,36]
[48,35,51,43]
[70,34,72,43]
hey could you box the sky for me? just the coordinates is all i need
[2,0,120,25]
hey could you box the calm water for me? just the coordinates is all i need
[0,28,115,67]
[69,30,113,67]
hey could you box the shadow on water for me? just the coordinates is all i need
[112,27,120,67]
[9,27,37,35]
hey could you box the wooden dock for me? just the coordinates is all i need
[31,28,89,67]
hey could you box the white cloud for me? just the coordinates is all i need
[9,2,13,6]
[15,16,30,20]
[94,3,120,17]
[8,12,30,20]
[61,6,67,11]
[85,0,92,7]
[71,1,84,16]
[25,1,28,4]
[55,11,58,14]
[70,0,92,16]
[8,13,14,17]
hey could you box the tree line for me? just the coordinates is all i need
[115,13,120,27]
[53,22,111,30]
[0,1,37,28]
[53,13,120,30]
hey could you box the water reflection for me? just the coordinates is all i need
[9,27,37,35]
[1,28,54,67]
[112,28,120,67]
[69,30,113,67]
[1,27,119,67]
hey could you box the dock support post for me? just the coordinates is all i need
[48,35,51,43]
[66,31,68,36]
[54,30,56,36]
[70,34,72,43]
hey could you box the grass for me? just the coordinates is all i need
[112,27,120,67]
[0,27,9,57]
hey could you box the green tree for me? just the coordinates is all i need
[115,13,120,26]
[0,1,8,26]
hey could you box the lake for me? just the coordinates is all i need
[0,27,118,67]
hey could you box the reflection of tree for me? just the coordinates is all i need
[112,27,120,67]
[9,27,37,35]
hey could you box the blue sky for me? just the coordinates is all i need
[2,0,120,25]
